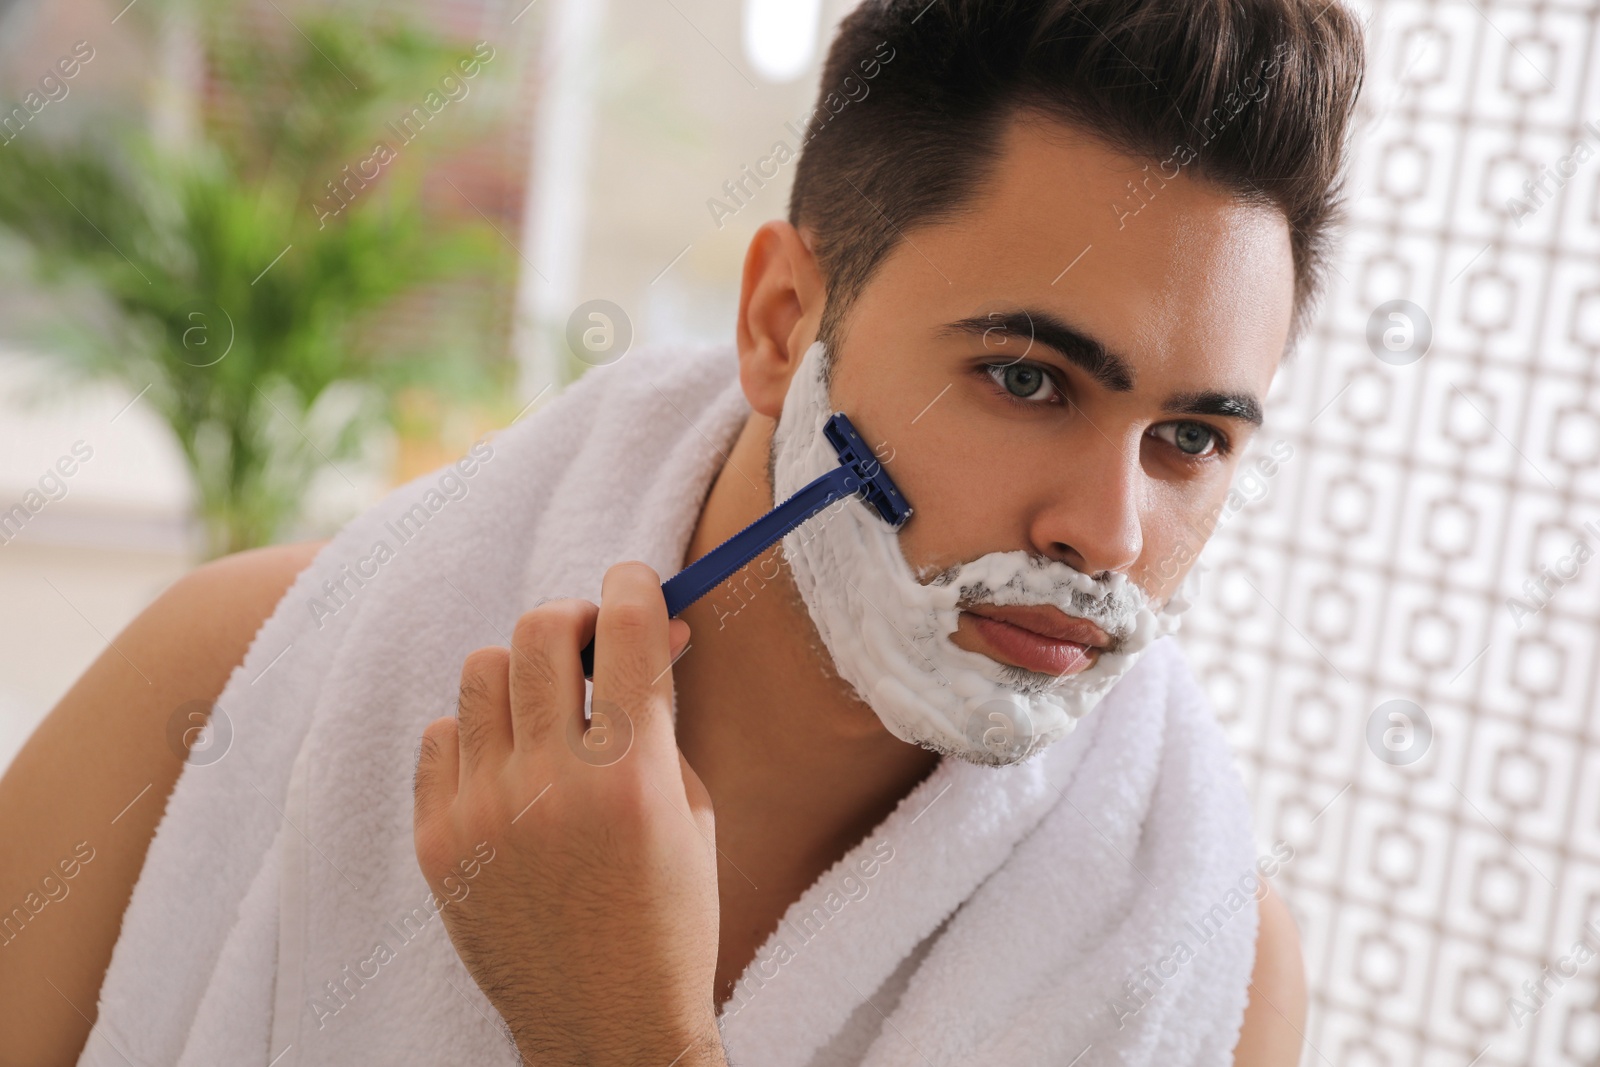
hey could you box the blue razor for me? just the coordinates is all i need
[579,412,912,678]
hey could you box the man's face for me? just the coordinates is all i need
[815,111,1295,678]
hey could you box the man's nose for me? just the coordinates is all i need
[1029,430,1144,575]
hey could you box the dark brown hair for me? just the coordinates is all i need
[788,0,1367,365]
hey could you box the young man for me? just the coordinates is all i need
[0,0,1364,1064]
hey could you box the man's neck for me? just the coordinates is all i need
[671,409,941,895]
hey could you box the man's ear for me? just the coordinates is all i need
[736,220,827,418]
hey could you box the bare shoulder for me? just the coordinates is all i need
[177,538,329,632]
[0,538,327,1067]
[1231,879,1307,1067]
[103,536,331,696]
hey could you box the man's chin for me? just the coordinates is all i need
[989,659,1092,696]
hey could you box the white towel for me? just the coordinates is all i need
[79,340,1262,1067]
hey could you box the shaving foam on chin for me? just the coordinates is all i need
[770,339,1189,766]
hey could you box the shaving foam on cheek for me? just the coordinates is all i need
[771,339,1189,766]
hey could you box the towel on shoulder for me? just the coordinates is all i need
[78,341,1262,1067]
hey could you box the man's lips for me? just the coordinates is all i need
[960,604,1110,677]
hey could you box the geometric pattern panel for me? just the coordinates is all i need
[1176,1,1600,1063]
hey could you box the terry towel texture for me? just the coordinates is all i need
[79,341,1261,1067]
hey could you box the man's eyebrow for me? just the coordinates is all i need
[937,310,1136,392]
[1163,390,1264,427]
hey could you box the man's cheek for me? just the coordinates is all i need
[1150,542,1193,586]
[1144,516,1208,590]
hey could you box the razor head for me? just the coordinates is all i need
[823,412,913,529]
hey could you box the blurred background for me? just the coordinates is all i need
[0,0,838,755]
[1,0,1597,1063]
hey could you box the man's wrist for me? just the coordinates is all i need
[511,1017,728,1067]
[657,1031,730,1067]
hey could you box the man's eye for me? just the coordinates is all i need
[985,361,1059,404]
[1150,420,1225,457]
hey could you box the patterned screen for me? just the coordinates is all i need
[1176,0,1600,1063]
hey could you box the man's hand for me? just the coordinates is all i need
[412,562,726,1067]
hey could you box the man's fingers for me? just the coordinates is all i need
[591,562,678,761]
[508,599,595,751]
[456,646,512,773]
[414,716,460,824]
[678,749,713,824]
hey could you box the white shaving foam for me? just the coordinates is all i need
[771,339,1190,765]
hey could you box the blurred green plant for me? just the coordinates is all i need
[0,4,514,557]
